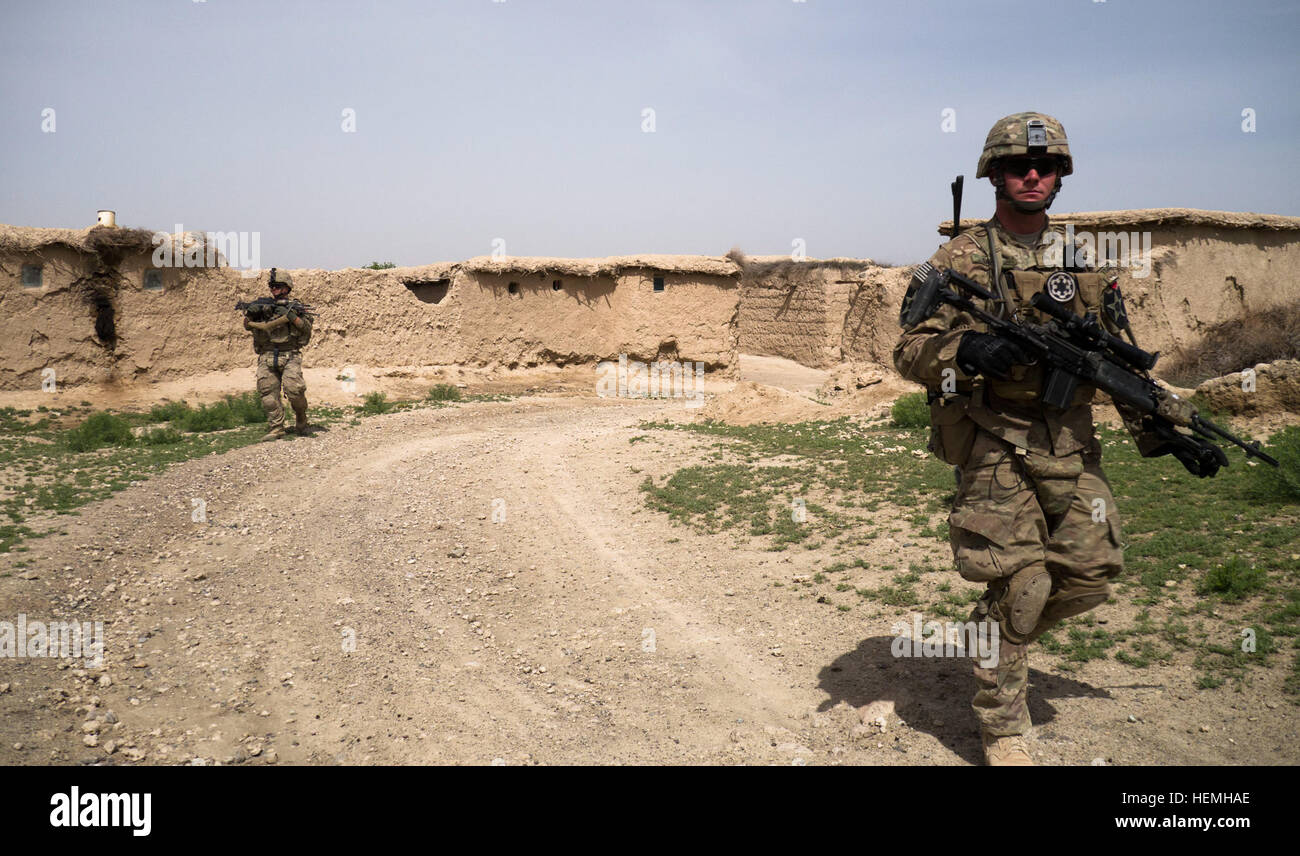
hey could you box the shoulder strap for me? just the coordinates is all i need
[984,221,1021,322]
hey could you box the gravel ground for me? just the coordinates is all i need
[0,394,1294,765]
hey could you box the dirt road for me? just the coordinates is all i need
[1,395,1294,765]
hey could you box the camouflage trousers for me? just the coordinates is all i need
[949,428,1124,736]
[255,350,307,431]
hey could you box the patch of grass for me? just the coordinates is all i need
[930,587,981,620]
[636,417,955,551]
[630,414,1300,696]
[1039,626,1117,663]
[1246,425,1300,502]
[359,392,395,415]
[857,573,923,607]
[1196,556,1267,602]
[140,426,184,445]
[146,400,193,424]
[890,392,929,429]
[427,383,462,402]
[0,396,351,553]
[172,393,267,432]
[0,523,39,553]
[1115,640,1172,668]
[64,412,134,452]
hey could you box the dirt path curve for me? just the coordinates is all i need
[1,397,876,765]
[6,393,1293,766]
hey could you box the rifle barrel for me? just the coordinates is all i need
[1193,415,1280,467]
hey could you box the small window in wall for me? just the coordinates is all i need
[653,276,665,292]
[143,270,164,292]
[552,280,563,291]
[507,282,519,295]
[22,264,43,289]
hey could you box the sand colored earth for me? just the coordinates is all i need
[1,355,1295,766]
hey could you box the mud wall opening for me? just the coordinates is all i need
[404,279,450,304]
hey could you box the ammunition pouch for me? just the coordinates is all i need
[928,392,977,466]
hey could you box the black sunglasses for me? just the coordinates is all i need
[1000,157,1059,177]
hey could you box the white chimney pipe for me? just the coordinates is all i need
[96,210,116,227]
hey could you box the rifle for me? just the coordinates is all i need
[900,263,1279,471]
[235,297,316,322]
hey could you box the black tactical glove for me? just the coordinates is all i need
[955,332,1035,380]
[1166,434,1229,478]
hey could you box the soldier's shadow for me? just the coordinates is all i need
[818,636,1111,766]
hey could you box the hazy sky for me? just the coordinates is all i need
[3,0,1297,269]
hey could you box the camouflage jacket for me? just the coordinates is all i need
[245,306,313,355]
[893,216,1158,460]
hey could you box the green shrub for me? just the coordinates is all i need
[360,392,394,415]
[147,400,193,424]
[141,426,184,445]
[180,401,239,432]
[363,261,396,270]
[226,392,267,424]
[176,393,266,432]
[427,383,462,402]
[65,412,134,452]
[1246,425,1300,502]
[890,392,930,428]
[1196,556,1267,602]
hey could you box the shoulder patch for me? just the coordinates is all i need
[1102,282,1131,330]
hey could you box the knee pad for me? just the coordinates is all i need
[995,565,1051,645]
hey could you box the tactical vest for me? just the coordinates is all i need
[983,268,1115,408]
[936,221,1117,458]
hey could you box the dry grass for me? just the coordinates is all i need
[1160,301,1300,386]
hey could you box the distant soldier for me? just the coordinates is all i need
[243,269,313,440]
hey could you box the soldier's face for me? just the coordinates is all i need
[270,285,290,299]
[995,159,1057,204]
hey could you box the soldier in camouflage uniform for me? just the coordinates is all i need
[244,269,313,441]
[893,113,1219,766]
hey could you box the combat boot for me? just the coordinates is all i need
[292,404,310,436]
[982,732,1034,766]
[261,426,286,442]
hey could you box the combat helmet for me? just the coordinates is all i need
[268,267,293,293]
[976,112,1072,178]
